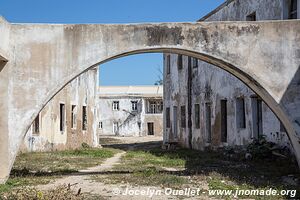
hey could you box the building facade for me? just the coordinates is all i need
[21,68,99,152]
[163,0,299,150]
[97,86,163,138]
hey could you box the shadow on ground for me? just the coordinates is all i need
[9,139,300,199]
[101,139,300,198]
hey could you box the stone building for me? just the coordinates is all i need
[21,68,99,152]
[163,0,298,150]
[97,86,163,137]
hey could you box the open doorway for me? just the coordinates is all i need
[251,97,263,139]
[147,122,154,135]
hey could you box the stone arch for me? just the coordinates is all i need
[1,20,300,183]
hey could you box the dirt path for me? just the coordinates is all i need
[36,150,185,200]
[36,152,126,197]
[36,137,205,199]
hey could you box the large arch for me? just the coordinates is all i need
[0,18,300,183]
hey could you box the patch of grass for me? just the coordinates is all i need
[0,147,120,195]
[131,167,187,188]
[13,147,120,172]
[1,185,84,200]
[114,150,185,171]
[58,148,116,158]
[0,176,54,194]
[109,146,299,199]
[93,167,187,188]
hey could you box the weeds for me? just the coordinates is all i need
[0,185,84,200]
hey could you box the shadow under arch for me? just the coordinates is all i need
[21,47,299,170]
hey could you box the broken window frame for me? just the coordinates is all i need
[99,121,103,129]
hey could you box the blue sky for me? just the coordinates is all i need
[0,0,224,86]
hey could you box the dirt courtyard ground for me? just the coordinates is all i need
[1,136,299,199]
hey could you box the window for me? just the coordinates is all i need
[181,105,186,128]
[33,114,40,135]
[149,101,156,113]
[59,103,65,132]
[82,106,87,131]
[177,55,183,70]
[112,101,119,111]
[71,105,77,129]
[131,101,138,111]
[205,103,211,143]
[166,55,171,74]
[147,100,163,114]
[221,100,228,143]
[194,104,200,129]
[236,98,246,129]
[246,12,256,21]
[289,0,298,19]
[166,107,171,128]
[99,121,103,129]
[192,57,198,68]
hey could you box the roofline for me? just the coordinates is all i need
[197,0,235,22]
[99,85,163,88]
[99,95,163,98]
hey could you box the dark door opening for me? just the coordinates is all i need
[221,100,228,143]
[205,103,212,143]
[173,106,178,138]
[251,97,263,139]
[59,103,65,132]
[147,122,154,135]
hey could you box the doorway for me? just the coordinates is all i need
[147,122,154,135]
[173,106,178,138]
[113,122,119,135]
[221,100,228,143]
[251,97,263,139]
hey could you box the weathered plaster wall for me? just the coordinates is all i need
[0,16,10,62]
[200,0,283,21]
[98,97,142,137]
[20,68,98,152]
[97,96,163,138]
[163,0,296,150]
